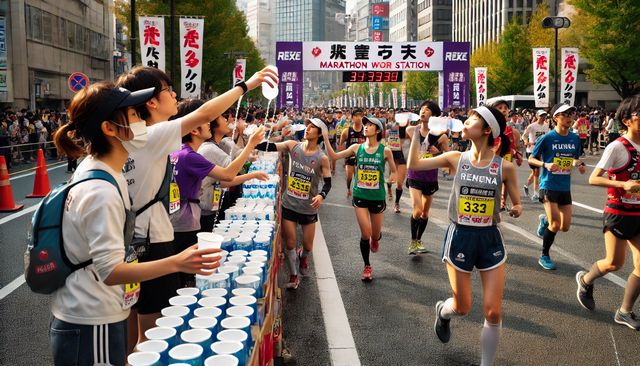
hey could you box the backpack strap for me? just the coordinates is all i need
[135,156,171,216]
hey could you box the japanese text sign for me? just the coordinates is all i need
[139,17,166,71]
[179,18,204,99]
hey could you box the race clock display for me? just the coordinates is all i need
[342,71,403,83]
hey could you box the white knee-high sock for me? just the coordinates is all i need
[286,249,298,276]
[480,319,501,366]
[439,297,460,320]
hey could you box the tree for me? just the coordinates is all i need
[470,41,502,99]
[569,0,640,98]
[405,72,438,102]
[492,19,532,95]
[114,0,265,98]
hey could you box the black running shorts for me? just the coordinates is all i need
[282,206,318,225]
[406,178,439,196]
[539,189,572,206]
[352,197,386,214]
[603,213,640,240]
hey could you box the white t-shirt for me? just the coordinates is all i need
[124,120,182,242]
[52,156,132,325]
[220,137,243,159]
[524,122,550,153]
[596,136,640,171]
[198,141,233,215]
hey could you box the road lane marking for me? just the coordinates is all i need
[0,204,38,226]
[9,162,67,180]
[572,201,604,214]
[609,326,621,366]
[0,275,26,301]
[314,218,361,366]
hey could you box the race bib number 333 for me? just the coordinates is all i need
[457,186,495,227]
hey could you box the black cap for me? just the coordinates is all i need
[85,87,155,138]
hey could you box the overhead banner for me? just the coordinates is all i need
[533,48,550,108]
[233,59,246,86]
[475,67,487,107]
[275,42,303,109]
[302,41,444,71]
[561,48,579,106]
[442,42,470,110]
[179,18,204,99]
[139,17,166,71]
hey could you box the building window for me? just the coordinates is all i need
[67,21,75,49]
[28,6,43,40]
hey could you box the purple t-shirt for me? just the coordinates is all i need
[170,144,216,232]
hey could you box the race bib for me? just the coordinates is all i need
[357,169,380,189]
[421,152,433,159]
[579,125,588,134]
[212,185,222,211]
[457,187,495,227]
[287,174,311,200]
[552,156,574,175]
[621,182,640,204]
[123,249,140,309]
[503,153,512,162]
[169,182,180,214]
[388,136,401,150]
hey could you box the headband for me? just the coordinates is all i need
[475,106,500,139]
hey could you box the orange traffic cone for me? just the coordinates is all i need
[0,155,24,212]
[26,149,51,198]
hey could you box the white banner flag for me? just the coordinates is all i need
[370,88,375,107]
[560,48,579,106]
[401,84,407,109]
[139,17,166,71]
[233,59,246,85]
[179,18,204,99]
[379,91,383,107]
[387,93,391,108]
[474,67,487,107]
[391,88,398,109]
[532,48,550,108]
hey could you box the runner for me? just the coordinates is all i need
[522,110,550,201]
[385,113,408,213]
[254,118,332,289]
[405,101,449,255]
[528,103,586,270]
[573,112,590,156]
[408,105,522,366]
[576,95,640,330]
[589,111,602,155]
[323,116,397,281]
[327,110,338,175]
[339,108,366,199]
[490,100,522,211]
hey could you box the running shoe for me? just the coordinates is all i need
[394,203,400,213]
[523,184,529,198]
[575,270,595,311]
[531,193,539,202]
[538,255,557,270]
[370,237,380,253]
[614,310,640,330]
[285,275,300,289]
[434,300,451,343]
[537,214,548,238]
[361,265,373,282]
[298,249,309,277]
[416,240,428,254]
[407,240,419,255]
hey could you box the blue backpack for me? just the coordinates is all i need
[24,169,127,294]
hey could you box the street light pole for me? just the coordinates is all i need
[130,0,136,65]
[554,27,559,106]
[170,0,175,79]
[542,16,571,105]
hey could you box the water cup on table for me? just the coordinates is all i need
[220,316,252,345]
[136,340,169,364]
[229,250,249,257]
[217,265,240,284]
[145,326,178,348]
[221,236,235,252]
[210,341,246,366]
[226,305,255,325]
[156,316,186,334]
[234,275,261,298]
[202,288,228,299]
[225,256,246,269]
[177,287,200,298]
[181,328,213,358]
[247,256,268,266]
[241,267,263,285]
[242,261,265,283]
[198,296,227,312]
[204,354,239,366]
[169,343,204,366]
[229,296,258,319]
[162,305,191,321]
[128,351,161,366]
[207,273,230,289]
[169,295,198,312]
[233,236,253,252]
[252,236,270,253]
[189,316,219,338]
[216,329,249,352]
[194,305,223,320]
[231,288,256,297]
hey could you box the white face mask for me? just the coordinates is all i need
[117,121,148,153]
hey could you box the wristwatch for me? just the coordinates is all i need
[234,80,248,94]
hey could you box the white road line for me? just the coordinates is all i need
[609,326,621,366]
[313,219,360,366]
[0,275,26,301]
[572,201,604,214]
[9,163,66,181]
[0,204,39,226]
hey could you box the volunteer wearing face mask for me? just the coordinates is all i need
[115,65,278,350]
[49,82,220,365]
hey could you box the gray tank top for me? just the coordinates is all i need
[282,143,325,215]
[448,151,503,227]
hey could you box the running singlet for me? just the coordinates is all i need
[282,143,325,215]
[386,127,402,151]
[352,143,386,201]
[448,151,503,227]
[532,129,582,192]
[525,123,549,153]
[604,137,640,216]
[347,126,365,147]
[407,131,440,182]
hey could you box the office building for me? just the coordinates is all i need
[275,0,346,41]
[389,0,417,42]
[246,0,275,64]
[417,0,452,41]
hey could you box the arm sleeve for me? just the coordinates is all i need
[255,141,279,151]
[319,177,332,198]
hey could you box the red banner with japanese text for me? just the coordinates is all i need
[474,67,487,107]
[560,48,579,106]
[532,48,550,108]
[139,17,166,71]
[179,18,204,99]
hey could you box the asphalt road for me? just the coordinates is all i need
[1,154,639,365]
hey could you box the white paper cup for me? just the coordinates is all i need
[229,250,248,257]
[219,316,252,345]
[247,255,268,264]
[198,296,227,310]
[204,354,239,366]
[249,250,267,257]
[216,329,249,349]
[225,256,246,268]
[189,316,218,332]
[161,305,190,319]
[210,341,244,363]
[207,273,230,289]
[169,295,198,310]
[231,288,256,297]
[197,232,224,250]
[155,316,185,332]
[168,343,203,364]
[193,306,223,320]
[181,328,212,345]
[241,266,262,279]
[127,351,160,366]
[176,287,200,298]
[202,288,228,299]
[144,327,177,347]
[136,339,169,355]
[226,305,255,324]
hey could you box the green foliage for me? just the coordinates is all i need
[114,0,265,97]
[470,41,502,100]
[405,72,438,101]
[569,0,640,98]
[492,19,532,95]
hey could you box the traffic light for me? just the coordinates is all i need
[542,16,571,29]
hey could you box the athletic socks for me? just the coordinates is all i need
[542,228,557,256]
[359,238,370,266]
[395,189,403,204]
[621,273,640,313]
[417,217,429,240]
[439,297,460,320]
[410,216,420,240]
[480,319,501,366]
[583,262,605,285]
[286,248,298,276]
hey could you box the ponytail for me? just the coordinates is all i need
[54,122,85,160]
[496,132,511,157]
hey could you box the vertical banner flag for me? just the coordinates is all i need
[560,48,579,106]
[532,48,550,108]
[275,42,304,109]
[401,83,407,109]
[387,92,391,108]
[0,16,7,93]
[139,17,166,71]
[379,90,383,107]
[233,59,246,85]
[179,18,204,99]
[442,42,470,110]
[369,85,375,107]
[391,88,398,109]
[475,67,487,106]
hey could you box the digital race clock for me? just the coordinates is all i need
[342,71,403,83]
